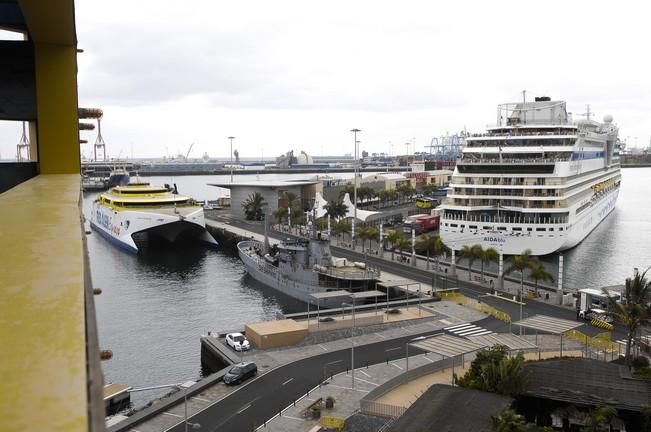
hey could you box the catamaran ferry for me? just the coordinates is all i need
[440,97,621,256]
[90,183,218,253]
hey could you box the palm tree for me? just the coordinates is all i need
[529,262,554,297]
[395,238,411,262]
[458,244,482,280]
[586,406,617,432]
[241,192,266,221]
[416,234,447,270]
[505,249,539,300]
[385,230,402,261]
[314,217,328,232]
[357,226,370,251]
[324,200,347,220]
[479,247,500,281]
[491,408,527,432]
[333,220,351,242]
[603,268,651,366]
[272,206,288,224]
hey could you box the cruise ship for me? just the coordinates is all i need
[440,97,621,256]
[90,183,218,253]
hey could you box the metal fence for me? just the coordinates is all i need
[360,400,407,419]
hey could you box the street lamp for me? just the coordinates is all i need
[129,382,200,431]
[228,136,235,183]
[350,128,361,247]
[342,301,356,389]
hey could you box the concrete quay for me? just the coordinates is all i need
[110,298,490,432]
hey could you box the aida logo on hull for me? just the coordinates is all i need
[484,237,506,244]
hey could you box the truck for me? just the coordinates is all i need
[402,214,440,234]
[577,288,620,321]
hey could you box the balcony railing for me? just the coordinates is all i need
[458,157,565,165]
[442,211,568,225]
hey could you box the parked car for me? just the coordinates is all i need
[223,362,257,385]
[225,332,250,351]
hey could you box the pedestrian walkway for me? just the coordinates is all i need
[443,322,493,337]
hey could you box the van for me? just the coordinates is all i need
[223,362,258,385]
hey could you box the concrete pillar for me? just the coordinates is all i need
[450,247,457,276]
[557,254,564,305]
[498,251,504,291]
[411,228,416,267]
[34,43,80,174]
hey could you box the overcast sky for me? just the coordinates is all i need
[1,0,650,160]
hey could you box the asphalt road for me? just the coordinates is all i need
[187,217,626,431]
[171,317,503,432]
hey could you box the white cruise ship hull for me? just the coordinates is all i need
[441,187,619,256]
[90,203,218,254]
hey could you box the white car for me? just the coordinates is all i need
[226,332,250,351]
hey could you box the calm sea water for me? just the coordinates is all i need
[87,169,650,407]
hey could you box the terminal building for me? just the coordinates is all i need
[210,180,322,220]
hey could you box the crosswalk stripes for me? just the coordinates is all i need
[444,322,493,337]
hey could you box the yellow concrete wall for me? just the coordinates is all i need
[245,325,308,349]
[33,43,80,174]
[0,175,87,432]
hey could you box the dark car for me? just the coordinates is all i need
[223,362,257,385]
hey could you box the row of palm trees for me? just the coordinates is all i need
[457,246,554,295]
[337,183,418,207]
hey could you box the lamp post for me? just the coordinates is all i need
[350,129,360,247]
[228,136,235,183]
[342,301,356,389]
[129,382,200,431]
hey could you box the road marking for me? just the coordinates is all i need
[354,376,378,386]
[328,384,370,393]
[423,356,434,363]
[358,369,371,378]
[162,412,183,419]
[375,332,386,339]
[439,319,453,325]
[282,415,305,422]
[237,403,252,414]
[282,378,294,386]
[385,347,401,352]
[317,344,328,351]
[391,362,404,370]
[193,396,211,403]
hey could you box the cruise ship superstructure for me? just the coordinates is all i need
[90,183,218,253]
[440,97,621,256]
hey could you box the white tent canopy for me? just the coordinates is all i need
[313,192,379,222]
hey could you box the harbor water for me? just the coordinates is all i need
[87,169,651,408]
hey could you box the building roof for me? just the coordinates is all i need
[512,314,582,334]
[524,358,651,412]
[360,173,407,181]
[411,333,488,358]
[467,333,538,351]
[209,180,318,188]
[387,384,512,432]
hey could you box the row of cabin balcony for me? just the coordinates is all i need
[458,157,568,165]
[469,127,578,138]
[451,177,563,186]
[451,189,561,198]
[465,137,577,147]
[445,198,567,209]
[442,211,569,225]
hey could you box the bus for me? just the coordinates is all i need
[415,197,438,209]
